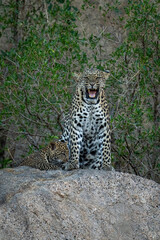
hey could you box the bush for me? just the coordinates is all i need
[0,0,87,156]
[107,0,160,181]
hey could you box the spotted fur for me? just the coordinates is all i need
[61,68,113,170]
[18,141,69,170]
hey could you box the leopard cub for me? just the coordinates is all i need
[18,141,69,170]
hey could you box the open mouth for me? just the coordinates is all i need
[86,88,99,99]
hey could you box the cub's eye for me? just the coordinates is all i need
[96,77,101,79]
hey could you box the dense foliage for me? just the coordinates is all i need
[0,0,159,182]
[0,0,88,161]
[107,0,160,181]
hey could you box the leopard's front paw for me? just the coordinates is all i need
[102,163,115,171]
[62,161,79,171]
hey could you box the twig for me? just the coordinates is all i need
[112,145,139,175]
[0,126,47,137]
[43,0,49,24]
[7,148,15,161]
[129,70,140,81]
[38,90,64,131]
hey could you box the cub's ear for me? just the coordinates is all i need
[50,142,56,150]
[103,70,110,80]
[72,72,81,82]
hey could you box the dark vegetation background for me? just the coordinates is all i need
[0,0,159,183]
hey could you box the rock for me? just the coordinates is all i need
[0,167,159,240]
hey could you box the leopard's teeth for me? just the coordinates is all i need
[88,90,97,98]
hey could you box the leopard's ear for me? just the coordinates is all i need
[50,142,56,150]
[103,70,110,80]
[72,72,81,82]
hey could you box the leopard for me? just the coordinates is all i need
[18,141,69,170]
[61,68,113,171]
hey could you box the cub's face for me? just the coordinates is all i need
[50,142,69,162]
[43,141,69,164]
[76,69,110,104]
